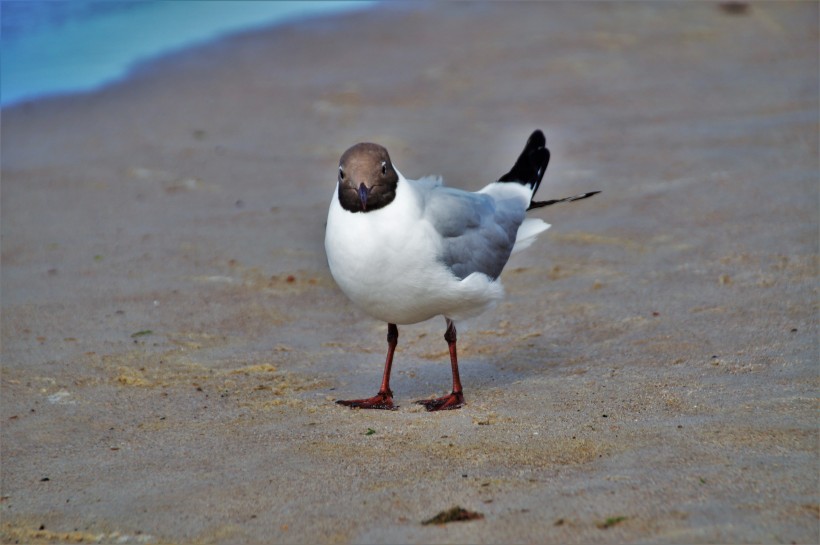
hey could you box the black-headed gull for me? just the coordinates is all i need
[325,130,598,411]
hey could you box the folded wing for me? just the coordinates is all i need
[424,186,528,280]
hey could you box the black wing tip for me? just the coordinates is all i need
[527,191,601,211]
[527,129,546,149]
[498,129,550,189]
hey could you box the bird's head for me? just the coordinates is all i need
[337,143,399,213]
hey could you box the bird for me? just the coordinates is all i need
[324,130,598,411]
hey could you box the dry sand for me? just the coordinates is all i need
[1,2,818,544]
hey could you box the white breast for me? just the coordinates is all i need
[324,179,504,324]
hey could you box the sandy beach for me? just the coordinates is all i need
[1,2,818,544]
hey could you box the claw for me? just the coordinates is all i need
[414,392,464,411]
[336,392,397,410]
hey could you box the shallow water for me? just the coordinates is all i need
[1,0,375,106]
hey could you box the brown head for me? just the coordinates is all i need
[337,143,399,213]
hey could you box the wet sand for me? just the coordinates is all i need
[1,2,818,544]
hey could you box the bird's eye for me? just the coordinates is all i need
[339,167,345,180]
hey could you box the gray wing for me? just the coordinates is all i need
[423,187,526,280]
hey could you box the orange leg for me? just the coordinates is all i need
[415,319,465,411]
[336,323,398,410]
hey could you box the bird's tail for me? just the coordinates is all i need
[498,130,600,211]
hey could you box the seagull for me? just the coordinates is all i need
[325,130,598,411]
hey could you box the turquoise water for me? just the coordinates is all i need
[1,0,375,107]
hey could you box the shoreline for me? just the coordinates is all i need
[0,1,379,109]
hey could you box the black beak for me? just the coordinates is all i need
[358,183,369,211]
